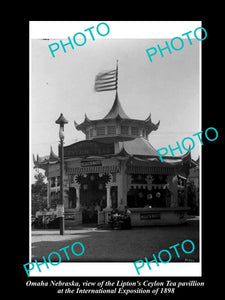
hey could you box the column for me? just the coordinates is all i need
[122,171,127,207]
[106,184,112,208]
[168,175,178,208]
[117,160,127,208]
[74,183,81,210]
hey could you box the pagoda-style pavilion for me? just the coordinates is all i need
[34,92,193,227]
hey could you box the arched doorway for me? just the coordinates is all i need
[75,173,111,223]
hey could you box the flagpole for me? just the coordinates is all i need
[116,59,118,95]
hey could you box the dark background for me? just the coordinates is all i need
[14,14,223,298]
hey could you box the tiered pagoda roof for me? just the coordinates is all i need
[116,137,159,157]
[33,146,58,170]
[103,93,130,119]
[74,93,160,142]
[34,92,193,176]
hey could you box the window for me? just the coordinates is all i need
[131,127,139,136]
[50,177,56,187]
[69,187,76,208]
[90,128,94,137]
[107,125,116,135]
[96,127,105,136]
[121,125,129,135]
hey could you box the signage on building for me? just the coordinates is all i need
[140,213,160,220]
[81,160,102,167]
[62,140,114,158]
[64,212,75,220]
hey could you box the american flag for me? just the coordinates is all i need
[94,64,118,92]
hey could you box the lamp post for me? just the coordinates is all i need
[55,113,68,235]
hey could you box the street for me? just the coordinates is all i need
[31,217,199,262]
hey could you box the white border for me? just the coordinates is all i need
[30,262,201,277]
[29,28,32,265]
[30,21,201,39]
[199,36,202,270]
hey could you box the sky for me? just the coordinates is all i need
[31,21,201,181]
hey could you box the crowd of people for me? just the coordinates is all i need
[33,208,58,229]
[108,206,132,230]
[33,205,133,230]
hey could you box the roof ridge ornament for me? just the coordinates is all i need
[145,113,151,122]
[84,113,90,122]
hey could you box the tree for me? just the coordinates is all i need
[32,171,47,214]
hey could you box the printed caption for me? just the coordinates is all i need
[26,279,204,295]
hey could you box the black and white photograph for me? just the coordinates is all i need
[25,20,220,295]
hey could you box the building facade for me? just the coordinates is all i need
[34,92,194,227]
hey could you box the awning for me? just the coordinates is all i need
[67,165,120,175]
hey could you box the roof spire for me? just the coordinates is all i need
[103,92,130,120]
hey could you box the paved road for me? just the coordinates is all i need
[31,217,199,262]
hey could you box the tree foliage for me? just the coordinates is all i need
[32,172,47,196]
[32,171,47,213]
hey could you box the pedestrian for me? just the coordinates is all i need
[123,206,132,229]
